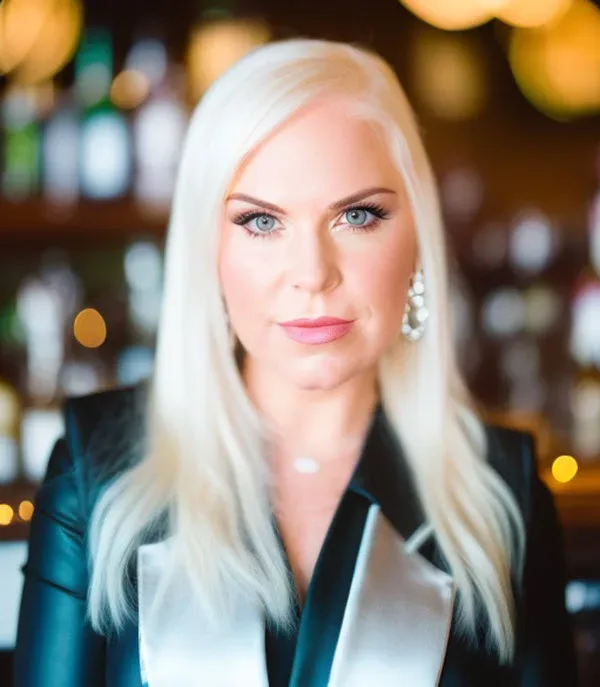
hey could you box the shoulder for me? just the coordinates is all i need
[63,381,147,445]
[482,423,538,525]
[60,381,149,518]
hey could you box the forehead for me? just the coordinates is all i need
[228,99,403,200]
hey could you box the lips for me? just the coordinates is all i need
[277,318,355,345]
[278,316,353,328]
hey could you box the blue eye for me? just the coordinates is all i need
[249,215,276,233]
[345,208,370,226]
[343,203,390,231]
[232,211,279,239]
[232,202,391,240]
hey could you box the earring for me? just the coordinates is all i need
[402,269,428,341]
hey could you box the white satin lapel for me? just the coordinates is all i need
[137,537,269,687]
[327,504,455,687]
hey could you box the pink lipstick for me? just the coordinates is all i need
[277,316,355,345]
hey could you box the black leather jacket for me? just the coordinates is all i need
[13,384,578,686]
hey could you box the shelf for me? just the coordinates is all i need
[0,198,168,244]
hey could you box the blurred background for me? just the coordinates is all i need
[0,0,599,683]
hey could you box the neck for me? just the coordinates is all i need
[241,354,380,463]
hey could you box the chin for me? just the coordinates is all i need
[283,355,358,391]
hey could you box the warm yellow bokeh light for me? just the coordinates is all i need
[0,0,83,83]
[187,18,270,100]
[400,0,575,31]
[0,379,20,434]
[0,504,15,526]
[497,0,573,28]
[508,0,600,118]
[400,0,498,31]
[0,0,54,74]
[412,30,486,120]
[111,69,151,109]
[552,455,579,483]
[73,308,107,348]
[19,500,35,521]
[12,0,83,85]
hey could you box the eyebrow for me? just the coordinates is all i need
[225,186,397,215]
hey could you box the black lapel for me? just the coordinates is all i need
[271,402,430,687]
[348,402,427,541]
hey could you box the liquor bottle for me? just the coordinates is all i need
[42,91,80,207]
[1,87,41,200]
[76,28,132,200]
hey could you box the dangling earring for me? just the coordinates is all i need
[402,268,428,341]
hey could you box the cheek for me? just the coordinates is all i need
[219,239,270,324]
[354,237,415,326]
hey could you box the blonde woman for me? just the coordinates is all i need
[14,38,577,686]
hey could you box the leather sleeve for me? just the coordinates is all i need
[518,434,579,686]
[13,426,106,686]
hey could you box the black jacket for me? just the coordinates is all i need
[13,383,578,686]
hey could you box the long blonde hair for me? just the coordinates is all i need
[87,38,525,663]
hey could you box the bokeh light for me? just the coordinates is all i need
[523,286,561,334]
[75,28,113,107]
[125,38,167,89]
[399,0,496,31]
[411,29,487,121]
[400,0,575,31]
[500,339,540,381]
[570,282,600,367]
[0,0,83,84]
[482,288,526,337]
[497,0,573,28]
[0,504,15,526]
[110,69,151,110]
[0,380,20,434]
[187,17,271,100]
[18,500,34,521]
[0,0,53,74]
[124,241,162,291]
[571,379,600,458]
[508,0,600,119]
[73,308,107,348]
[552,454,579,483]
[508,210,557,274]
[440,166,485,221]
[80,112,132,199]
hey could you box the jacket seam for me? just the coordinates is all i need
[34,506,85,542]
[21,564,87,601]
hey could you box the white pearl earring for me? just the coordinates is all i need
[402,269,428,341]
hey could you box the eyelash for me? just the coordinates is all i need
[231,202,391,240]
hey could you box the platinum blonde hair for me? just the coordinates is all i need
[87,38,525,662]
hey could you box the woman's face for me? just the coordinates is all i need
[218,98,417,392]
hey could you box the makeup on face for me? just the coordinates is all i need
[277,317,355,345]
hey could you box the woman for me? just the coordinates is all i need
[14,38,577,686]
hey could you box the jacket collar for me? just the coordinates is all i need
[136,397,455,687]
[347,400,427,543]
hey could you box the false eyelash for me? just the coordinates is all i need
[232,202,391,240]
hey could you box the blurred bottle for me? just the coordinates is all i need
[125,37,187,216]
[15,270,66,482]
[76,27,132,200]
[13,253,92,483]
[1,86,42,200]
[569,181,600,463]
[42,91,81,208]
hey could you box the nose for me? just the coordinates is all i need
[287,230,341,294]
